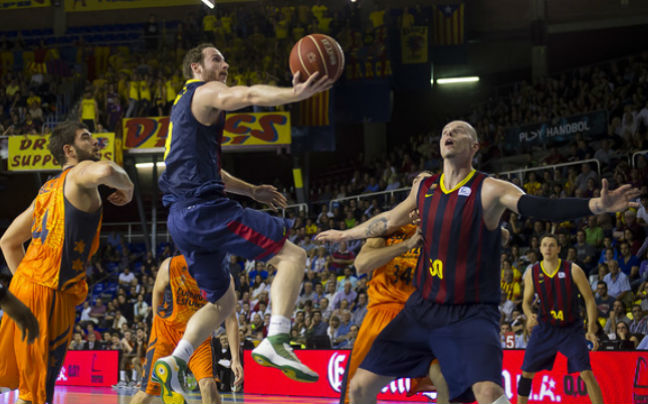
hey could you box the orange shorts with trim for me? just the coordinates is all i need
[140,315,215,396]
[0,273,78,404]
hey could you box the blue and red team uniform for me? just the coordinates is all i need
[361,170,503,403]
[521,260,591,374]
[159,80,292,302]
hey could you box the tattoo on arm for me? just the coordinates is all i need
[366,218,388,237]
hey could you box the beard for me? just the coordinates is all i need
[73,145,100,162]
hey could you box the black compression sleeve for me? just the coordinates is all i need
[517,194,593,221]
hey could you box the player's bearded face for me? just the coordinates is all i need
[73,130,101,162]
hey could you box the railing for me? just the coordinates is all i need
[261,203,308,217]
[632,150,647,168]
[100,221,170,243]
[497,158,601,179]
[328,187,411,210]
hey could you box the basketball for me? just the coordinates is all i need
[289,34,345,83]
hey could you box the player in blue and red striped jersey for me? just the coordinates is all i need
[517,234,603,404]
[316,120,639,404]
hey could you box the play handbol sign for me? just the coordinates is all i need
[8,133,115,172]
[123,112,292,150]
[503,110,608,153]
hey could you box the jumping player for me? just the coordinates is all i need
[517,234,603,404]
[0,121,133,404]
[316,120,639,404]
[129,255,242,404]
[154,43,333,403]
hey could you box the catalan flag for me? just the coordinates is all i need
[433,3,464,46]
[295,90,330,126]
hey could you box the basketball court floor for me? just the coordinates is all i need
[0,387,418,404]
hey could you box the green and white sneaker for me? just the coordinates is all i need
[152,355,188,404]
[251,334,319,382]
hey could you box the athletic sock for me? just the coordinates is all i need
[267,315,291,336]
[491,394,511,404]
[119,370,127,382]
[131,369,138,382]
[172,339,195,363]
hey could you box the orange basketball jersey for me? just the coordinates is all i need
[366,224,418,308]
[17,168,102,302]
[157,255,207,330]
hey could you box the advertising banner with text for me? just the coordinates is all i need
[55,350,118,387]
[8,133,115,172]
[0,0,49,9]
[244,349,648,403]
[504,110,608,153]
[122,112,291,151]
[64,0,253,12]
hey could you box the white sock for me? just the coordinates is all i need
[119,370,127,382]
[131,369,138,382]
[267,315,291,336]
[491,394,511,404]
[172,339,195,363]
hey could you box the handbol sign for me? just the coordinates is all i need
[122,112,291,150]
[8,133,115,172]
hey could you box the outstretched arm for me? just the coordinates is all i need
[0,202,34,273]
[195,72,333,111]
[572,263,600,351]
[488,177,641,221]
[315,174,431,243]
[354,229,422,275]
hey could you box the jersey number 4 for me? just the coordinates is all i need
[32,209,49,244]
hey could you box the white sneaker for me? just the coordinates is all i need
[251,334,318,382]
[152,355,188,404]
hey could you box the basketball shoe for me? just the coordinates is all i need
[251,333,319,382]
[152,355,188,404]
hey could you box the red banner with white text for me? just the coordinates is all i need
[244,349,648,403]
[55,350,119,387]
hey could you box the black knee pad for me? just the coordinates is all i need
[517,376,533,396]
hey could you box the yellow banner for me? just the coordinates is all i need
[1,0,50,9]
[123,112,291,150]
[64,0,253,11]
[401,26,428,64]
[8,133,116,172]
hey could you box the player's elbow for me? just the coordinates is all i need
[353,256,371,274]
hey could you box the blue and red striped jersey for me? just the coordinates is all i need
[414,170,502,304]
[532,260,582,327]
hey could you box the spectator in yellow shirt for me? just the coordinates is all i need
[523,172,542,195]
[80,90,99,132]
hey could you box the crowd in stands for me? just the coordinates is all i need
[0,0,404,138]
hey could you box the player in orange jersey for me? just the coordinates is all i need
[130,255,242,404]
[339,223,450,404]
[0,284,39,344]
[0,121,133,404]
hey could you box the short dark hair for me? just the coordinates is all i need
[48,121,88,166]
[182,43,215,79]
[540,233,558,244]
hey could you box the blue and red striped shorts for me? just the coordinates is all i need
[168,197,292,302]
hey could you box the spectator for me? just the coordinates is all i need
[332,281,357,309]
[603,259,632,302]
[618,242,641,281]
[351,292,368,326]
[80,301,95,324]
[69,332,87,350]
[118,267,136,287]
[630,305,648,336]
[611,321,637,350]
[585,215,604,248]
[133,293,150,321]
[297,281,317,307]
[330,241,355,274]
[604,299,631,335]
[500,266,522,306]
[305,310,329,348]
[88,297,106,325]
[595,281,615,319]
[86,332,104,350]
[575,163,598,193]
[574,229,597,272]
